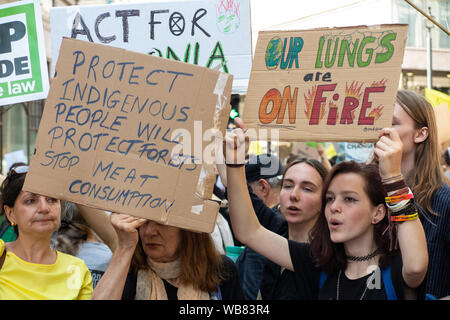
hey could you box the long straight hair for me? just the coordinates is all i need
[131,228,223,292]
[396,90,449,215]
[309,161,395,274]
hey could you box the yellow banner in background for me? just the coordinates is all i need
[425,88,450,110]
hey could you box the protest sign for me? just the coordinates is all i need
[344,143,374,163]
[0,0,49,106]
[23,38,233,233]
[243,24,408,142]
[50,0,251,94]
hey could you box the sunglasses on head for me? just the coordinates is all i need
[8,165,29,176]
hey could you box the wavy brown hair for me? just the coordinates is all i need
[396,90,449,215]
[131,228,224,293]
[309,161,396,274]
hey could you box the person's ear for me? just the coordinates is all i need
[372,204,386,225]
[4,205,15,226]
[414,126,429,144]
[258,178,270,196]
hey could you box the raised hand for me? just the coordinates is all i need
[110,213,147,250]
[374,128,403,180]
[224,117,249,165]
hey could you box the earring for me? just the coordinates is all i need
[10,221,15,226]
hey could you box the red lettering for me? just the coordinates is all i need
[358,86,385,125]
[340,96,359,124]
[309,84,337,125]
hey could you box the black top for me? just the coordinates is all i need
[121,255,244,300]
[260,230,309,300]
[420,184,450,298]
[288,241,406,300]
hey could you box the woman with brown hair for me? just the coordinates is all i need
[91,214,243,300]
[375,89,450,298]
[224,118,428,300]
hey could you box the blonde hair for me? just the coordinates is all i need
[396,90,449,215]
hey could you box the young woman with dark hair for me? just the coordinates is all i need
[224,118,428,300]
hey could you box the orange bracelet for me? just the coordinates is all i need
[390,212,418,222]
[385,193,414,203]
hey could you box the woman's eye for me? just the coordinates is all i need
[325,196,334,203]
[345,197,357,202]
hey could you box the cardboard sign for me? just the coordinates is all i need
[50,0,251,94]
[0,0,49,106]
[243,24,408,142]
[434,103,450,145]
[23,38,233,233]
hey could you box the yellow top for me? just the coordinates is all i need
[0,239,93,300]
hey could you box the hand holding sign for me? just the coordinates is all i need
[224,117,249,165]
[110,213,147,250]
[374,128,403,180]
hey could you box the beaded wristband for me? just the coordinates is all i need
[388,186,410,197]
[390,212,418,222]
[387,199,411,212]
[385,193,414,203]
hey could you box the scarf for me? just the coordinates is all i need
[135,257,210,300]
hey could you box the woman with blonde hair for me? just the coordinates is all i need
[375,89,449,298]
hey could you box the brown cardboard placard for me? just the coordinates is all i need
[23,38,233,233]
[434,103,450,145]
[243,24,408,142]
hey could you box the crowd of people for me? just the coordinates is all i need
[0,90,449,300]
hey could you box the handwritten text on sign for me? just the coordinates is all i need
[243,25,408,142]
[24,38,232,232]
[50,0,251,93]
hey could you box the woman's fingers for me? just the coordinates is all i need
[233,117,247,132]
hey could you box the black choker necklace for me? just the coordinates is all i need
[346,248,380,262]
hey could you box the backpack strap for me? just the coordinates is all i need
[425,293,437,300]
[211,286,222,300]
[0,219,10,238]
[381,266,398,300]
[319,271,328,290]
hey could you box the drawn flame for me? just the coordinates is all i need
[371,78,387,87]
[304,85,326,122]
[345,81,364,100]
[217,0,240,16]
[368,105,384,120]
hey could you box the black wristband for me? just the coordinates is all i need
[389,200,416,216]
[225,163,245,167]
[384,179,407,193]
